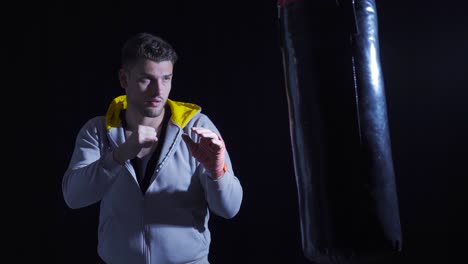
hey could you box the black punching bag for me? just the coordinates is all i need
[278,0,402,263]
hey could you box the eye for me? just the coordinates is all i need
[163,75,172,81]
[139,78,151,84]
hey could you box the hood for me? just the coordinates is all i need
[105,95,201,129]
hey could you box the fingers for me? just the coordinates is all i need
[138,125,157,140]
[182,133,195,148]
[137,125,158,147]
[191,127,223,148]
[183,133,213,156]
[182,133,206,160]
[183,128,226,176]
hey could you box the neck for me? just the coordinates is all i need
[125,107,166,132]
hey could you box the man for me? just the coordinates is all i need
[62,32,243,264]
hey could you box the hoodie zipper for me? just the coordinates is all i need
[141,129,181,264]
[142,198,151,264]
[154,128,182,176]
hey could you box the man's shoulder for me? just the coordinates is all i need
[80,115,107,130]
[86,115,106,124]
[184,112,216,128]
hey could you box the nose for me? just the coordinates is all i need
[149,79,163,95]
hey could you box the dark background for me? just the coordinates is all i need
[8,0,465,263]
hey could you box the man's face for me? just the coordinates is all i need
[120,58,174,118]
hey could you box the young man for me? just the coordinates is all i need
[62,32,243,264]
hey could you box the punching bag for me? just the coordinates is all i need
[278,0,402,263]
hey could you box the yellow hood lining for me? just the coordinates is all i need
[105,95,200,129]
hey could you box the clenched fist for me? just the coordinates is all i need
[113,125,158,164]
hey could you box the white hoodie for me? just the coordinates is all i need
[63,95,243,264]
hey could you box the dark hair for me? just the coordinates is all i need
[121,32,178,69]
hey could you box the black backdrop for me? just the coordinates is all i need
[8,0,465,263]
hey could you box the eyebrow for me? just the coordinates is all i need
[140,73,173,79]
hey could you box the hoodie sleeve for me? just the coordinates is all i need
[193,115,243,219]
[62,117,124,209]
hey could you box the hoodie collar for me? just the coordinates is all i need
[105,95,201,129]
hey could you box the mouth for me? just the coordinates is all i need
[146,97,164,107]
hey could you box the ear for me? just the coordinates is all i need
[118,69,129,89]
